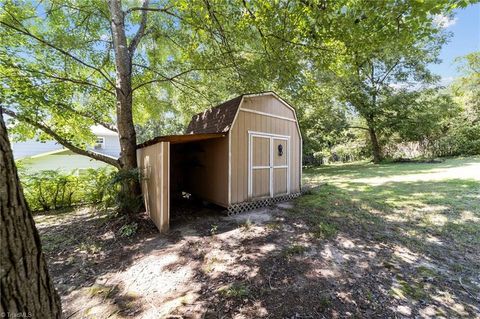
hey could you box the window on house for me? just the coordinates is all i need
[94,137,105,149]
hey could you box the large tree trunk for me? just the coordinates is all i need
[108,0,142,207]
[367,85,382,164]
[0,112,62,318]
[368,124,382,164]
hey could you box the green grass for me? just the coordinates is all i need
[296,156,480,280]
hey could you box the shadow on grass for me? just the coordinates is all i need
[304,156,480,181]
[164,178,479,317]
[36,170,480,318]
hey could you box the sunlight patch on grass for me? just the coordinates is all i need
[393,246,419,264]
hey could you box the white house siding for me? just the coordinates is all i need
[20,152,112,173]
[12,140,62,160]
[12,126,121,173]
[92,134,121,158]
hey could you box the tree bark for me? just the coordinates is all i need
[108,0,142,203]
[368,124,382,164]
[0,112,62,318]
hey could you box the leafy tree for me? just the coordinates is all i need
[273,0,473,163]
[437,51,480,156]
[452,51,480,118]
[0,0,245,206]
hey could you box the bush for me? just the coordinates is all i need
[20,167,115,212]
[434,122,480,157]
[106,168,143,214]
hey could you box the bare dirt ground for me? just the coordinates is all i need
[34,157,480,318]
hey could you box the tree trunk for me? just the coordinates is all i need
[0,112,62,318]
[108,0,142,206]
[368,124,382,164]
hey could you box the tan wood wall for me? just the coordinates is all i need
[230,95,301,204]
[241,95,296,119]
[137,142,170,232]
[186,137,229,207]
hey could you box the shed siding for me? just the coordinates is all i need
[230,97,301,204]
[137,142,170,232]
[240,95,295,119]
[187,137,229,207]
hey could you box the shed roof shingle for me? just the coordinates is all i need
[185,95,243,134]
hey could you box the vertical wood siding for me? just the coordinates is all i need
[241,95,296,119]
[187,137,229,207]
[137,142,170,232]
[230,96,301,204]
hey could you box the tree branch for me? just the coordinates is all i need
[128,0,149,54]
[11,66,115,96]
[131,63,236,92]
[3,108,120,168]
[377,59,401,87]
[0,19,115,89]
[53,102,118,133]
[348,126,369,131]
[125,5,174,14]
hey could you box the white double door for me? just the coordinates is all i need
[248,132,290,199]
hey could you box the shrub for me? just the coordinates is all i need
[434,122,480,157]
[20,167,115,212]
[106,168,143,214]
[119,222,138,237]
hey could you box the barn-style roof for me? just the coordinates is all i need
[185,95,243,134]
[138,92,297,149]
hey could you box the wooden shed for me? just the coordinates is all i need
[137,92,302,232]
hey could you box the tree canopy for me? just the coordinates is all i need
[1,0,478,171]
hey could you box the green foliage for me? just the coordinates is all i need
[312,222,338,239]
[283,244,307,257]
[107,168,143,213]
[21,170,71,211]
[20,167,124,211]
[435,122,480,156]
[119,222,138,238]
[2,0,478,168]
[20,168,115,211]
[209,224,218,235]
[219,283,250,299]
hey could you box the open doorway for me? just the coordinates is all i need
[169,139,227,228]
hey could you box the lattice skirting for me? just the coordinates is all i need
[226,192,301,215]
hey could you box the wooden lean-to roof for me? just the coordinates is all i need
[137,133,226,149]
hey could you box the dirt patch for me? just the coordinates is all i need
[36,199,479,318]
[37,157,480,318]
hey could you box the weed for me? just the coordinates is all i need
[202,257,220,273]
[392,276,427,300]
[266,221,282,230]
[416,266,438,278]
[87,284,113,298]
[283,244,307,257]
[239,218,253,231]
[209,224,218,235]
[218,283,250,299]
[450,263,464,273]
[318,294,332,309]
[119,222,138,237]
[312,221,338,239]
[78,241,102,254]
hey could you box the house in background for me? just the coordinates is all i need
[12,125,120,172]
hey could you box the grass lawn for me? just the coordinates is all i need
[35,156,480,318]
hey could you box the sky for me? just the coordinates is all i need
[428,3,480,84]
